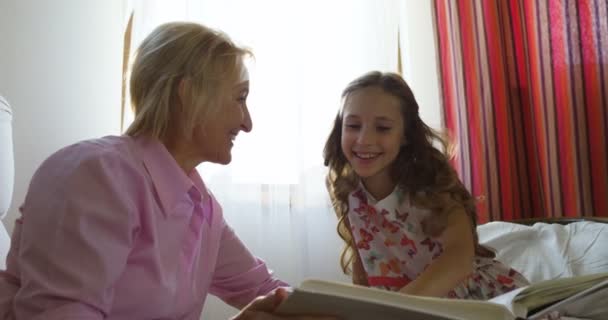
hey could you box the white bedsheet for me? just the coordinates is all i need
[478,221,608,284]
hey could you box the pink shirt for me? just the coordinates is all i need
[0,135,287,319]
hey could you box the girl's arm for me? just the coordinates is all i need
[398,207,475,297]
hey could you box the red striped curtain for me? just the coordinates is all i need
[433,0,608,222]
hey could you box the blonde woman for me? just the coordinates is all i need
[0,23,334,320]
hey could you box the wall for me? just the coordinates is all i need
[0,0,124,233]
[401,0,443,129]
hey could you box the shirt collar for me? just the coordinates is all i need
[134,135,207,215]
[356,181,401,207]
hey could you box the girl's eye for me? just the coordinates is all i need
[345,124,361,129]
[377,126,391,132]
[237,96,247,103]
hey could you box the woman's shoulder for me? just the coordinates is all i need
[50,135,137,161]
[34,136,144,186]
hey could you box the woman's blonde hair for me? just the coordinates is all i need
[323,71,493,275]
[126,22,251,141]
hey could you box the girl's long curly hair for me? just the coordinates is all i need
[323,71,493,275]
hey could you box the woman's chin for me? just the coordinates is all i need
[215,154,232,165]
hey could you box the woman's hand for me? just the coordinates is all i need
[230,288,339,320]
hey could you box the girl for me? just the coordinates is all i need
[323,71,529,299]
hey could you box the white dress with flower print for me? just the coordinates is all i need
[348,185,529,300]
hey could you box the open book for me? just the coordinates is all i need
[275,273,608,320]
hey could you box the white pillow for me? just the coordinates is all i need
[478,221,608,283]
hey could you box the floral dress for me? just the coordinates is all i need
[348,185,529,299]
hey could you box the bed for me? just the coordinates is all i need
[477,217,608,284]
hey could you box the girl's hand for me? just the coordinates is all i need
[230,288,339,320]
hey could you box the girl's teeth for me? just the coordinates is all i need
[357,153,376,159]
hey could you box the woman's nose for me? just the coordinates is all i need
[241,106,252,133]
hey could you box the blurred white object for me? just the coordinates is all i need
[478,221,608,284]
[0,222,9,269]
[0,95,14,219]
[0,95,14,269]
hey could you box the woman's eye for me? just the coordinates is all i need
[345,124,360,129]
[377,126,391,132]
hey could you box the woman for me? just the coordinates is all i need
[0,22,334,320]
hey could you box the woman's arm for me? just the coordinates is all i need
[209,220,289,310]
[399,207,475,297]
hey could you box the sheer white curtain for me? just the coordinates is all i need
[124,1,406,318]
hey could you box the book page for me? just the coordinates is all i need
[277,279,515,320]
[488,287,528,319]
[278,290,460,320]
[513,273,608,313]
[528,279,608,320]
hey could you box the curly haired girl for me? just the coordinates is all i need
[323,71,528,299]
